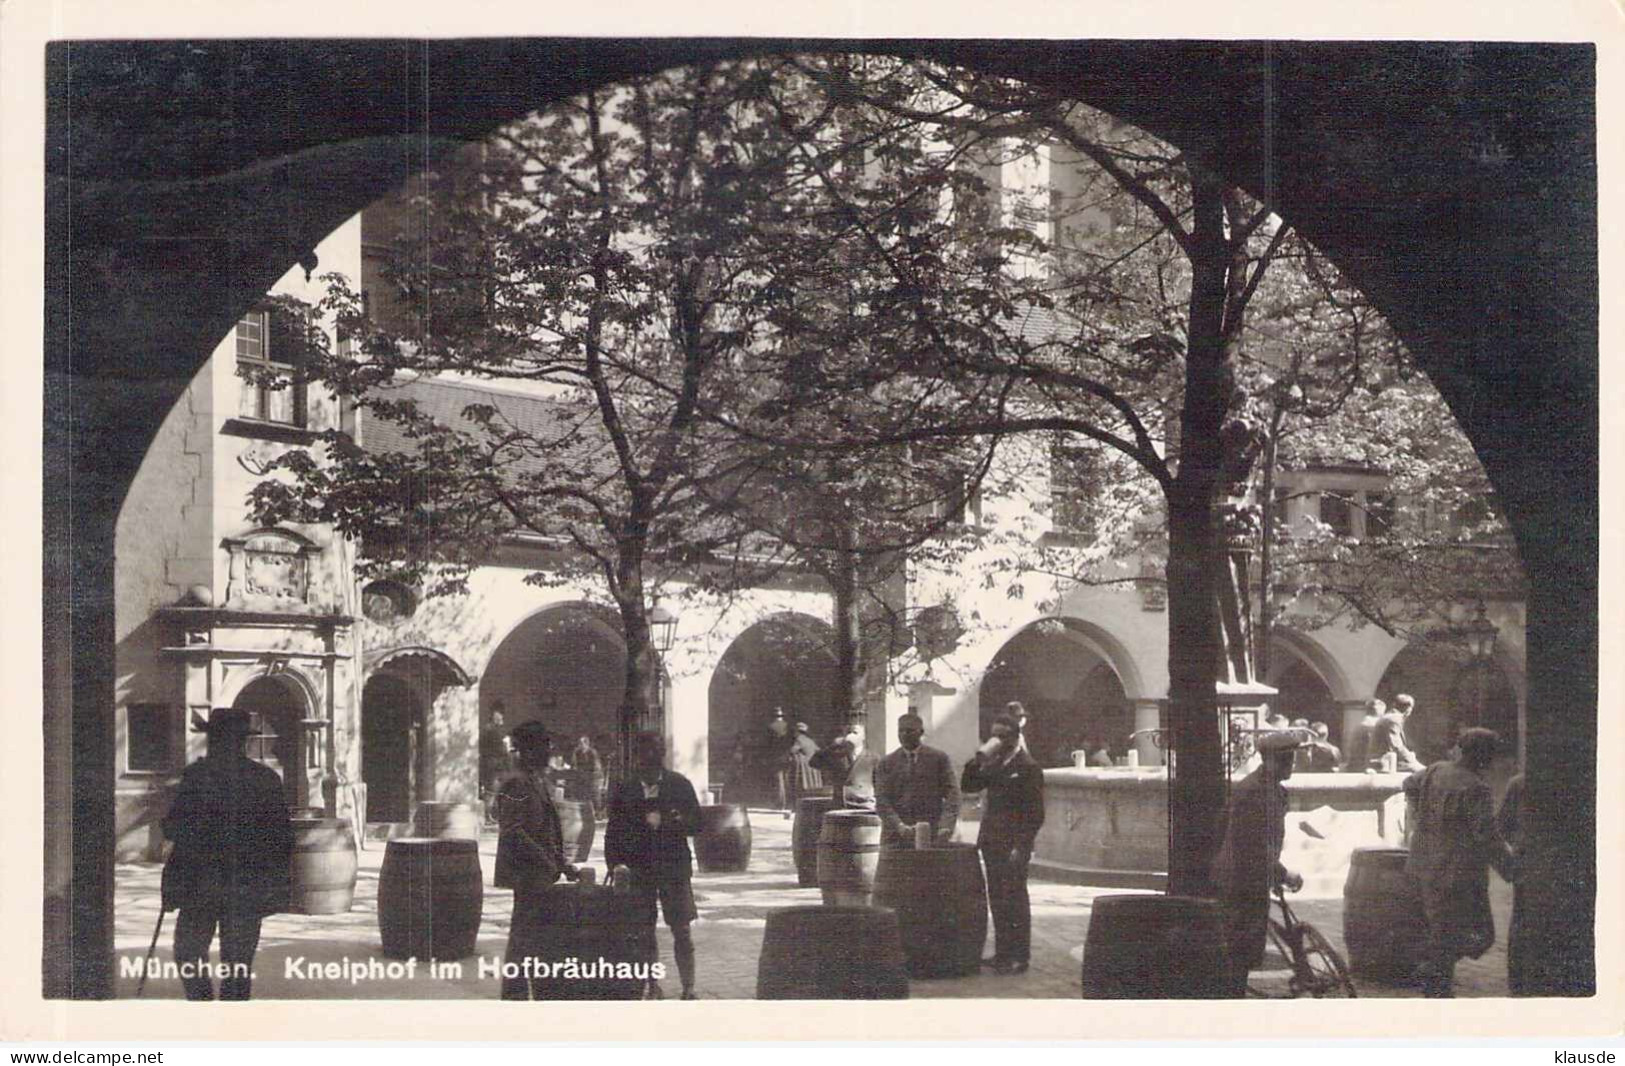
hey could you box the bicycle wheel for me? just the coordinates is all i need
[1248,920,1294,999]
[1293,922,1358,998]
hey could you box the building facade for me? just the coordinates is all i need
[112,164,1528,860]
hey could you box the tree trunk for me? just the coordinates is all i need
[1163,166,1236,898]
[614,537,660,777]
[830,520,866,731]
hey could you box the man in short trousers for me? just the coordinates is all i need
[604,730,702,999]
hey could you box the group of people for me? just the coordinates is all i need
[155,688,1520,1002]
[495,723,703,1000]
[482,704,609,830]
[1218,714,1522,998]
[1249,694,1425,775]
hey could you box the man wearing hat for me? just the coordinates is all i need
[605,731,704,999]
[1403,728,1516,997]
[785,720,823,811]
[1211,729,1306,996]
[160,707,293,1001]
[962,712,1045,974]
[494,720,580,1000]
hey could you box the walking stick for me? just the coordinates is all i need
[135,907,166,998]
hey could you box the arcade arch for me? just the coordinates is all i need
[48,41,1595,999]
[707,613,839,805]
[1265,631,1348,746]
[479,602,628,764]
[1376,640,1520,767]
[978,618,1144,767]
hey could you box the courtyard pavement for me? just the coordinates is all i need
[112,812,1512,1000]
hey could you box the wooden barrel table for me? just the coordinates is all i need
[1344,845,1428,981]
[377,837,484,961]
[694,804,752,873]
[756,905,909,999]
[791,796,840,887]
[872,842,988,978]
[410,801,482,841]
[816,809,883,907]
[287,817,359,915]
[555,799,597,863]
[1080,894,1235,999]
[513,882,657,1000]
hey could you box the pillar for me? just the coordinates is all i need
[666,671,710,792]
[1339,699,1371,760]
[1131,699,1165,767]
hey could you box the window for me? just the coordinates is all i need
[236,309,307,426]
[1364,491,1396,538]
[1318,491,1355,537]
[1051,443,1102,542]
[126,703,179,773]
[927,467,982,528]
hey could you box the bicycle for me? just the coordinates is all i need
[1252,882,1358,998]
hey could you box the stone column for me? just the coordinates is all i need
[1131,699,1165,767]
[1338,699,1371,762]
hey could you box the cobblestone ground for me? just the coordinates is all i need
[113,813,1511,1000]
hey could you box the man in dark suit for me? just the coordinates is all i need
[961,712,1046,974]
[161,707,293,1001]
[495,720,580,1000]
[605,731,703,999]
[1370,693,1424,771]
[874,713,960,849]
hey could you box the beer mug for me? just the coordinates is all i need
[577,866,597,886]
[1125,750,1141,769]
[1071,750,1088,769]
[914,821,933,850]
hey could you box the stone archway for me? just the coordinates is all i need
[1266,632,1348,747]
[979,617,1144,768]
[360,673,423,824]
[45,39,1597,998]
[480,602,627,773]
[706,613,838,805]
[232,674,313,810]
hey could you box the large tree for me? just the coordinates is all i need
[251,57,1024,764]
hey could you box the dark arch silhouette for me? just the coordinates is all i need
[45,38,1595,998]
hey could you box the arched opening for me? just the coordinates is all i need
[1269,657,1341,747]
[232,674,311,810]
[1376,642,1519,767]
[979,619,1137,768]
[707,614,839,806]
[480,603,627,774]
[48,40,1595,1002]
[360,673,424,824]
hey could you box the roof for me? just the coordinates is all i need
[356,376,582,458]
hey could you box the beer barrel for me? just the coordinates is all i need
[791,796,840,887]
[555,799,597,863]
[1081,894,1235,999]
[1343,845,1427,981]
[511,883,658,1000]
[872,843,988,978]
[411,801,482,841]
[377,837,484,960]
[287,817,359,915]
[816,809,883,907]
[756,905,909,999]
[695,804,752,873]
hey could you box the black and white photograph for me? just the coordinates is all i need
[12,0,1620,1044]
